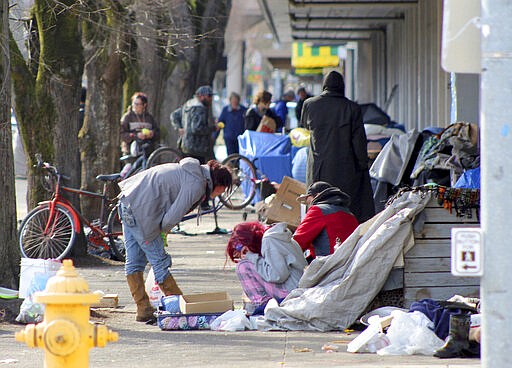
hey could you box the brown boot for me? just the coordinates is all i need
[126,272,156,322]
[158,274,183,296]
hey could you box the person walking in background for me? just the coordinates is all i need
[217,92,247,155]
[118,158,232,322]
[226,222,307,311]
[171,85,221,164]
[296,87,312,123]
[120,92,160,156]
[245,90,283,133]
[293,181,359,263]
[300,71,375,223]
[272,90,295,131]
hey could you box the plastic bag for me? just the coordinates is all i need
[210,310,252,331]
[377,311,444,356]
[256,116,276,133]
[347,315,390,353]
[16,273,54,324]
[145,267,164,309]
[289,128,310,147]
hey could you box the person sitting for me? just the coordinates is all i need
[293,181,359,263]
[226,222,307,310]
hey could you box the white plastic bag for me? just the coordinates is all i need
[145,267,164,309]
[377,311,444,356]
[347,315,390,353]
[210,310,252,331]
[16,273,53,324]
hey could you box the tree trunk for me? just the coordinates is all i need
[34,0,84,207]
[129,0,231,150]
[0,0,20,288]
[129,0,178,146]
[79,1,126,220]
[11,1,83,210]
[10,30,51,209]
[11,0,86,256]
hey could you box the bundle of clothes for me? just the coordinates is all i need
[370,121,480,212]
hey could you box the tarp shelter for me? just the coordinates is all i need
[263,190,432,331]
[238,130,292,202]
[360,103,391,126]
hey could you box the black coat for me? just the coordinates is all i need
[244,106,283,132]
[300,90,375,222]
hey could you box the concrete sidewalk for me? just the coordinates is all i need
[2,200,480,367]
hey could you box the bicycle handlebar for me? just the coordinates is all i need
[34,153,70,180]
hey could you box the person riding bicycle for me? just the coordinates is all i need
[120,92,160,156]
[118,157,232,322]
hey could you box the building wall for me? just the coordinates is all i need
[454,73,480,124]
[359,0,455,130]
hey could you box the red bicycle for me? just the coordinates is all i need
[18,154,125,261]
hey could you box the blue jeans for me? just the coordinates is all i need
[120,202,171,283]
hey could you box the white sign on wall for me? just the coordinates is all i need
[442,0,481,74]
[451,227,483,277]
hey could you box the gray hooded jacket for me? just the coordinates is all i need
[180,97,211,156]
[118,157,212,242]
[245,222,307,292]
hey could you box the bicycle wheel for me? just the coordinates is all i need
[19,204,77,260]
[107,205,125,262]
[147,147,182,168]
[220,154,257,210]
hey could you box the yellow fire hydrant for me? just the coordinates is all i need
[15,259,118,367]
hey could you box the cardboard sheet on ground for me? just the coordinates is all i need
[263,190,432,331]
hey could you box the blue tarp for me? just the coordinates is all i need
[454,167,480,189]
[238,130,292,202]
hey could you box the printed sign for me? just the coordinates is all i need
[451,227,483,277]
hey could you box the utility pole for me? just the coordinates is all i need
[480,0,512,366]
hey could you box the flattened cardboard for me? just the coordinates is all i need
[91,294,119,308]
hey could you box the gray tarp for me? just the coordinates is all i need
[263,190,432,331]
[369,129,419,186]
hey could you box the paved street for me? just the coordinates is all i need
[0,180,481,367]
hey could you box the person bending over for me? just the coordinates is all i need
[118,158,232,322]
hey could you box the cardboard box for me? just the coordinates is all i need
[265,176,306,229]
[179,292,233,314]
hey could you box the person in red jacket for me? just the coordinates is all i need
[293,181,359,262]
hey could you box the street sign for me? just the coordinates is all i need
[451,227,483,277]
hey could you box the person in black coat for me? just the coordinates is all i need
[296,87,312,123]
[245,90,283,133]
[300,71,375,223]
